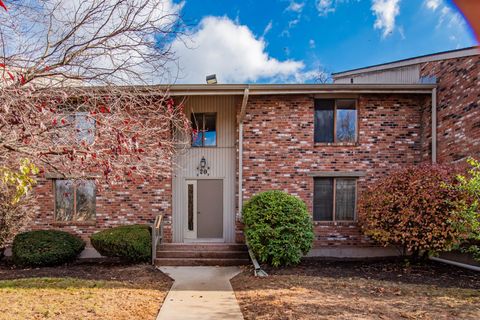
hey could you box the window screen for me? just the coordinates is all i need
[335,178,356,220]
[313,177,356,221]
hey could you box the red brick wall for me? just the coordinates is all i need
[420,54,480,163]
[28,171,172,244]
[241,94,428,247]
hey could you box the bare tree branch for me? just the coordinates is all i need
[0,0,190,184]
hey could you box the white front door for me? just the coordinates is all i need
[184,179,224,241]
[184,180,197,239]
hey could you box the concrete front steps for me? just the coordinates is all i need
[155,243,250,266]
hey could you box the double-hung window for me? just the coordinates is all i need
[53,112,96,145]
[314,99,357,143]
[313,177,356,221]
[191,113,217,147]
[54,179,96,222]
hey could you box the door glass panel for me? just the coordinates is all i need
[187,184,194,231]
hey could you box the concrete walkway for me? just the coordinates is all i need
[157,266,244,320]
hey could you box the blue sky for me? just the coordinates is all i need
[166,0,477,83]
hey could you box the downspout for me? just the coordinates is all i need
[238,87,249,220]
[431,88,437,164]
[239,123,244,217]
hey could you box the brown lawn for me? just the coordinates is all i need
[231,259,480,320]
[0,262,172,320]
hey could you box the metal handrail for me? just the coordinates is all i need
[151,214,164,265]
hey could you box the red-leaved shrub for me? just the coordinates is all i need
[358,164,469,257]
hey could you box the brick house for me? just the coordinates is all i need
[25,46,479,263]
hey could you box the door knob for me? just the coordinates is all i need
[197,211,200,214]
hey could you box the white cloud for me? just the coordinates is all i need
[316,0,336,15]
[286,1,305,13]
[169,16,314,83]
[261,20,273,39]
[371,0,401,38]
[288,18,300,28]
[425,0,441,10]
[423,0,465,28]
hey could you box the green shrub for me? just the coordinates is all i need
[12,230,85,267]
[243,190,314,267]
[90,224,151,262]
[451,157,480,261]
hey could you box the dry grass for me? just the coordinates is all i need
[232,260,480,320]
[0,263,172,320]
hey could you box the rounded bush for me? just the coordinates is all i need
[12,230,85,267]
[90,224,151,262]
[358,164,469,257]
[243,190,314,267]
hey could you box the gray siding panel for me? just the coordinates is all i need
[334,65,420,84]
[172,96,237,243]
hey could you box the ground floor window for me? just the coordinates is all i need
[313,177,356,221]
[54,179,96,222]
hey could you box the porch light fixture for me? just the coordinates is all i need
[206,74,217,84]
[197,156,210,176]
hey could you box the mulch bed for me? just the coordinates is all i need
[232,259,480,320]
[263,258,480,289]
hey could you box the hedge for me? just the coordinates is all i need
[12,230,85,267]
[90,224,151,262]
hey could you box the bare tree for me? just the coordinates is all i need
[0,0,190,183]
[313,66,333,84]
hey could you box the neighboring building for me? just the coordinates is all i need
[26,46,480,264]
[333,46,480,164]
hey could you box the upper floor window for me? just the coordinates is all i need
[54,179,96,222]
[313,177,356,221]
[53,112,96,145]
[191,113,217,147]
[314,99,357,143]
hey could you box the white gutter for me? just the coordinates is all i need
[168,89,434,96]
[238,122,244,220]
[238,87,249,220]
[432,88,437,164]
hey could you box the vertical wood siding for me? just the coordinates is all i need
[172,96,237,242]
[334,65,420,84]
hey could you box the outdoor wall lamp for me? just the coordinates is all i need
[206,74,217,84]
[197,156,210,176]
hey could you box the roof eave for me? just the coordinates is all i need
[332,46,480,78]
[164,83,436,96]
